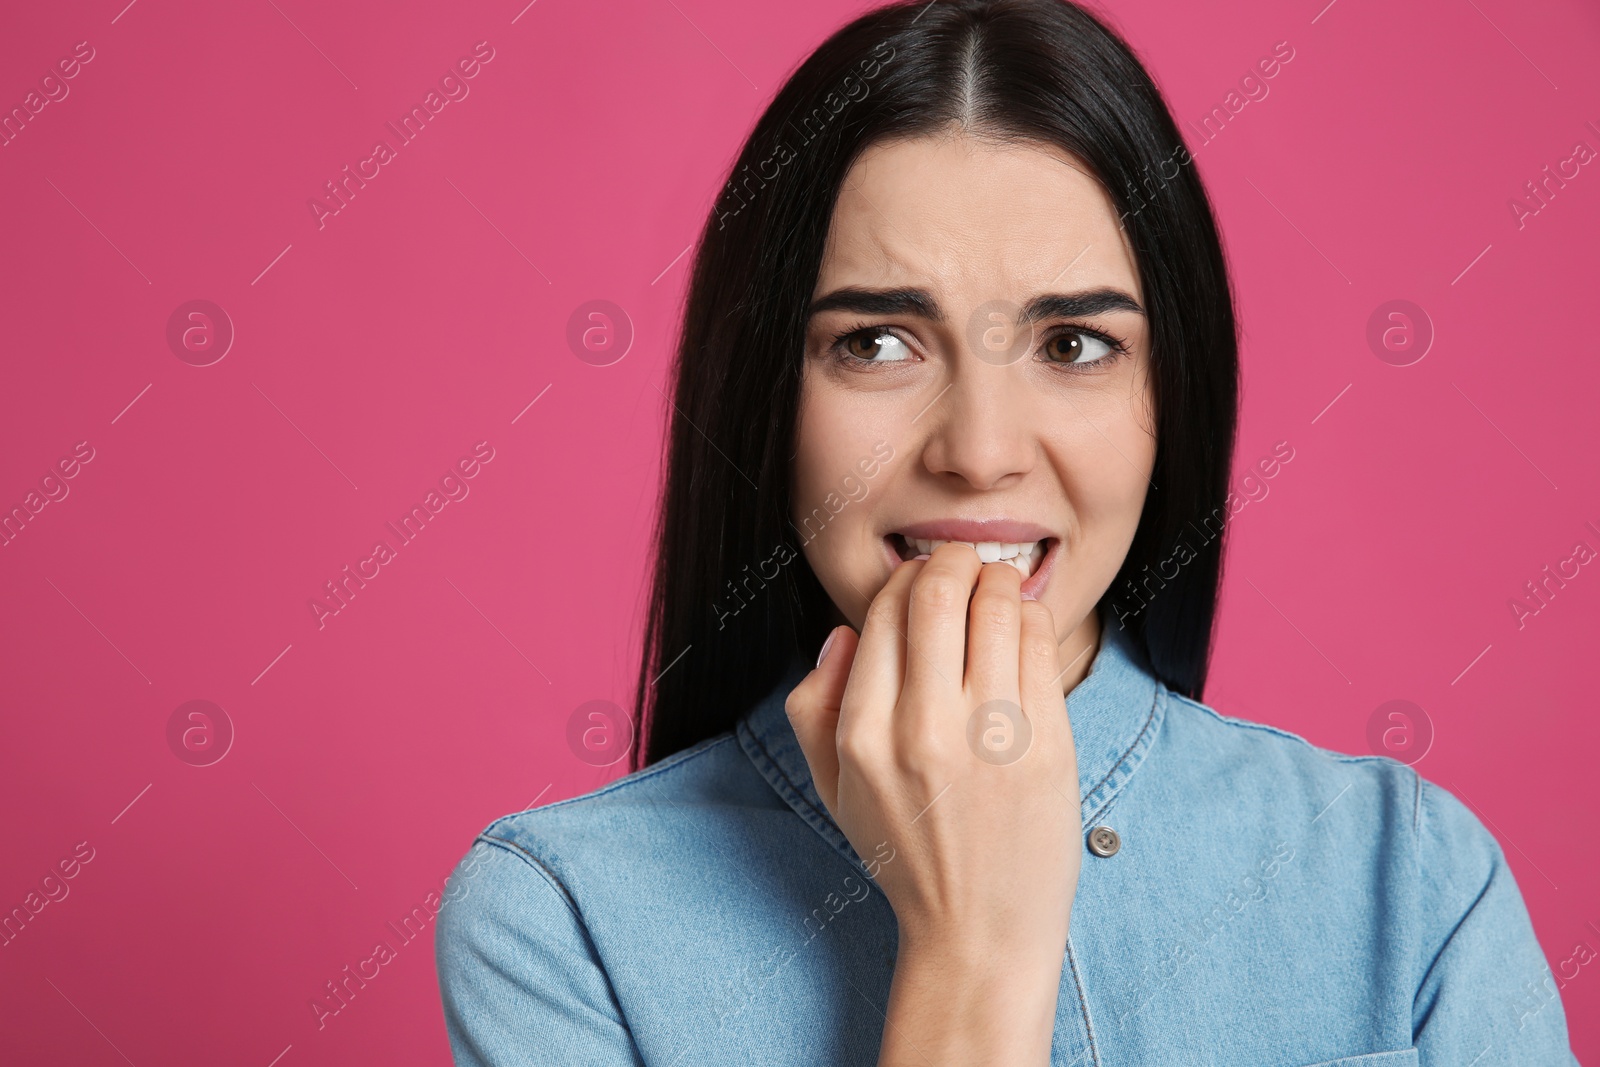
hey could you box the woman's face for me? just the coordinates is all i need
[792,129,1157,679]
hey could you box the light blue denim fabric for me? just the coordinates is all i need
[434,615,1580,1066]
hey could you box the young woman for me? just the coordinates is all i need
[435,1,1580,1063]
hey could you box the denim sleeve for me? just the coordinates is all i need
[434,836,646,1067]
[1412,779,1580,1064]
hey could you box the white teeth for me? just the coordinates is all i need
[898,537,1045,578]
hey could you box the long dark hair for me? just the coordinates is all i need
[631,0,1238,770]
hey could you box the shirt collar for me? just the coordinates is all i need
[734,608,1166,871]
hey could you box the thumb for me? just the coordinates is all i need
[783,624,859,813]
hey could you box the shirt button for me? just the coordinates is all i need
[1087,825,1121,857]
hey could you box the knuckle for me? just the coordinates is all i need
[1020,599,1055,632]
[835,727,876,769]
[866,584,905,623]
[910,573,967,616]
[1019,604,1057,660]
[969,588,1019,635]
[889,735,947,783]
[1022,630,1058,671]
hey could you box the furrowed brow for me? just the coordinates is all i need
[806,286,1144,323]
[1021,289,1145,323]
[807,287,943,321]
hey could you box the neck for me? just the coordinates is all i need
[1056,608,1103,696]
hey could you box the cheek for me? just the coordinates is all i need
[1051,369,1156,508]
[1040,371,1156,621]
[790,380,848,521]
[1099,387,1157,530]
[790,373,895,623]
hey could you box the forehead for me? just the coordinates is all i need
[816,132,1140,303]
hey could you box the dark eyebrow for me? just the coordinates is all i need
[806,286,1145,323]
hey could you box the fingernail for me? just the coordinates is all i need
[816,628,839,668]
[1021,590,1039,601]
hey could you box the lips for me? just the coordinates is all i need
[881,519,1063,597]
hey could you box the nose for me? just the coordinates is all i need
[917,357,1036,491]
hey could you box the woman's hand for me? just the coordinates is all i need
[784,542,1083,1066]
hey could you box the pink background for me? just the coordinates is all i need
[2,0,1597,1062]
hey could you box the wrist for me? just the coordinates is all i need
[897,913,1071,977]
[881,939,1064,1066]
[897,930,1068,992]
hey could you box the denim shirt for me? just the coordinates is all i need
[434,621,1580,1066]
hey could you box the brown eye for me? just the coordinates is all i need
[840,329,911,362]
[1043,330,1115,365]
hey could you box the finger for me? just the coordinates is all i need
[1018,599,1074,768]
[839,557,921,737]
[784,625,860,813]
[965,561,1023,705]
[900,542,982,710]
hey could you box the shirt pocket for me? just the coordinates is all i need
[1293,1050,1418,1067]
